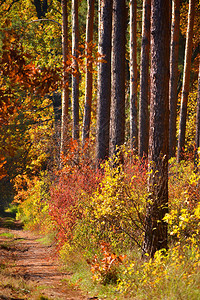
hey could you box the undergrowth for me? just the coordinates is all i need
[15,144,200,299]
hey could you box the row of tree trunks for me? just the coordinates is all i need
[60,0,196,165]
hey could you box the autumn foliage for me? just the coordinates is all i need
[0,0,200,298]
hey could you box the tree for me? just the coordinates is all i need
[177,0,195,162]
[110,0,126,157]
[60,0,69,156]
[130,0,138,151]
[143,0,170,258]
[82,0,95,145]
[96,0,113,163]
[138,0,151,158]
[72,0,80,140]
[169,0,180,158]
[194,60,200,171]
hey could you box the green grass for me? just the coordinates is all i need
[60,252,124,300]
[36,231,56,246]
[58,241,200,300]
[0,232,14,238]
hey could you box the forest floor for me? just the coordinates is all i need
[0,217,93,300]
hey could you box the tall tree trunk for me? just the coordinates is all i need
[72,0,79,140]
[96,0,112,163]
[110,0,126,158]
[60,0,69,156]
[82,0,95,145]
[143,0,170,258]
[130,0,138,151]
[138,0,151,158]
[169,0,180,158]
[194,60,200,171]
[177,0,195,162]
[33,0,48,21]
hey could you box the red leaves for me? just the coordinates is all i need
[49,141,103,250]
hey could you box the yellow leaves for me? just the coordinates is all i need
[118,241,200,297]
[194,203,200,219]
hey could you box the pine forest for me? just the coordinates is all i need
[0,0,200,299]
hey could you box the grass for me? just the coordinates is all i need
[0,268,33,299]
[58,241,200,300]
[0,269,53,300]
[0,232,14,238]
[61,252,124,300]
[36,231,56,246]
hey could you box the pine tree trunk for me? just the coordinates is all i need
[96,0,112,163]
[138,0,151,158]
[194,60,200,171]
[110,0,126,158]
[82,0,95,145]
[130,0,138,151]
[143,0,170,258]
[72,0,79,140]
[177,0,195,162]
[60,0,69,156]
[169,0,180,158]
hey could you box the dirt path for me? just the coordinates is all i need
[0,221,92,300]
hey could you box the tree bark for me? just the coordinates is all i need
[96,0,112,163]
[72,0,80,140]
[82,0,95,145]
[130,0,138,151]
[33,0,48,19]
[138,0,151,158]
[60,0,69,157]
[143,0,170,258]
[169,0,180,158]
[110,0,126,158]
[194,60,200,171]
[177,0,195,162]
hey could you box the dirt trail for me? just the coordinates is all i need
[0,222,91,300]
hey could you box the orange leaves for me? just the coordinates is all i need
[0,26,62,126]
[0,157,7,180]
[0,26,61,95]
[87,241,126,285]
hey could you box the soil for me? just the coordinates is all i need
[0,218,95,300]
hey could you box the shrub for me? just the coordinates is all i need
[87,241,126,285]
[167,158,200,243]
[118,241,200,299]
[72,153,147,254]
[48,140,102,250]
[15,172,52,232]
